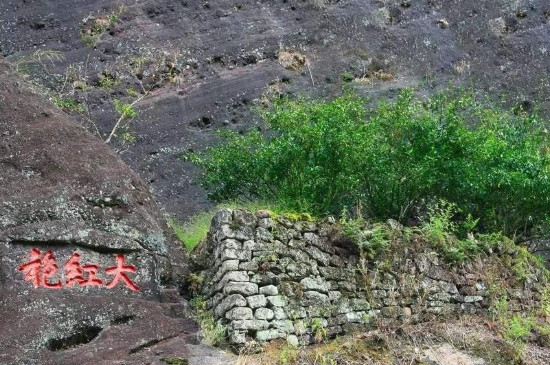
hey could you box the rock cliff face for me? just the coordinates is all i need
[2,0,550,220]
[0,59,231,365]
[193,209,548,347]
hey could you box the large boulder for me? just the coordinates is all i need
[0,59,233,364]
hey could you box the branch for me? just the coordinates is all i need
[104,94,146,144]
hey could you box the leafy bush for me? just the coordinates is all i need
[191,88,550,239]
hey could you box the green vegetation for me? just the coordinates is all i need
[192,88,550,242]
[52,97,85,113]
[167,213,213,251]
[113,99,137,119]
[80,7,124,48]
[99,70,121,90]
[340,210,390,259]
[311,318,328,344]
[189,296,227,346]
[167,201,316,252]
[420,200,489,263]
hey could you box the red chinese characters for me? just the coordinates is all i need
[18,249,62,289]
[18,249,139,291]
[105,254,140,292]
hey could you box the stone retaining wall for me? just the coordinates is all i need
[192,209,546,346]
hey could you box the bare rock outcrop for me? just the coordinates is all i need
[0,58,232,365]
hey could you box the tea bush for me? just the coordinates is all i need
[191,88,550,239]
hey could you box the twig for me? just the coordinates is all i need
[306,62,315,86]
[104,94,145,144]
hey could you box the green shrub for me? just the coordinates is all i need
[191,88,550,240]
[52,97,85,113]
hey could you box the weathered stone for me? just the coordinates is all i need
[307,246,331,266]
[274,307,287,320]
[258,217,273,229]
[239,260,259,271]
[208,292,225,310]
[255,210,272,219]
[350,298,371,311]
[213,271,250,292]
[300,276,330,293]
[214,294,247,318]
[371,290,388,299]
[330,255,345,267]
[286,306,307,319]
[213,259,240,282]
[256,329,284,342]
[428,292,451,302]
[221,248,251,262]
[251,272,278,286]
[338,281,357,292]
[226,307,254,320]
[231,319,269,331]
[271,320,295,333]
[319,267,349,281]
[212,209,233,226]
[256,227,274,242]
[328,290,342,301]
[327,325,343,336]
[223,239,242,250]
[260,285,279,296]
[247,294,267,309]
[336,299,352,314]
[266,295,286,307]
[286,334,300,347]
[302,291,329,306]
[286,261,313,278]
[233,209,257,227]
[303,232,319,246]
[337,311,366,324]
[463,295,483,303]
[224,282,259,296]
[287,238,306,249]
[255,307,275,320]
[229,331,247,344]
[243,239,263,251]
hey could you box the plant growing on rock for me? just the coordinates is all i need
[13,49,65,73]
[104,98,141,143]
[80,7,124,48]
[339,210,390,259]
[311,318,328,344]
[189,296,227,346]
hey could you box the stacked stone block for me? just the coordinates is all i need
[192,209,545,346]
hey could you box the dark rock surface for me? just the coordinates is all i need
[0,59,232,365]
[2,0,550,220]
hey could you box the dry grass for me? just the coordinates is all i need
[234,316,549,365]
[354,70,395,85]
[278,49,307,71]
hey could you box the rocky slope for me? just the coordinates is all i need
[2,0,550,220]
[0,58,232,365]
